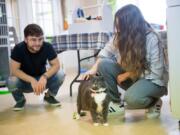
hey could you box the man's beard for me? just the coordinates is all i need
[27,45,42,53]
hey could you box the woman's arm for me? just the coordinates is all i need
[82,38,119,80]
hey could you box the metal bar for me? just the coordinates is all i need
[80,49,100,62]
[69,49,100,96]
[70,50,81,96]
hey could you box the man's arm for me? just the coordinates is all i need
[35,57,60,95]
[10,59,41,95]
[42,57,60,79]
[10,59,34,83]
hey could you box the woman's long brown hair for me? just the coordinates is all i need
[114,4,154,80]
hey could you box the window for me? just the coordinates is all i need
[32,0,53,36]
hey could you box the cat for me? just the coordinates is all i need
[76,75,110,126]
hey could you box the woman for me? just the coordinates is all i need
[82,4,168,118]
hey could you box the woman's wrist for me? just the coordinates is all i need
[120,72,131,79]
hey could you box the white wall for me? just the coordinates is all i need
[138,0,166,25]
[116,0,167,26]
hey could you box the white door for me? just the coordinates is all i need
[167,2,180,118]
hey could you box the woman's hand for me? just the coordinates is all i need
[81,68,97,80]
[116,72,131,85]
[81,59,101,80]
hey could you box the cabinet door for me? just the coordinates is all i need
[0,47,10,79]
[0,1,10,80]
[167,6,180,118]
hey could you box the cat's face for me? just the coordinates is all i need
[90,76,107,92]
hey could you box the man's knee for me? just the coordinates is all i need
[46,70,65,96]
[48,70,65,87]
[6,76,19,92]
[57,70,65,85]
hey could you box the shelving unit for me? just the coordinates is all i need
[69,0,113,34]
[0,0,10,84]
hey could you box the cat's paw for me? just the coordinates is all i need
[73,112,80,120]
[93,123,99,126]
[103,123,109,126]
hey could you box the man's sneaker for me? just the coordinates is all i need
[146,99,162,119]
[44,95,61,107]
[13,99,26,111]
[108,102,125,115]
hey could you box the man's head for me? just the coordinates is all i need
[24,24,44,53]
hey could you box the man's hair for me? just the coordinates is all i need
[24,24,43,38]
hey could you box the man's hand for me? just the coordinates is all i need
[37,76,47,94]
[30,78,39,95]
[116,72,130,85]
[30,76,47,95]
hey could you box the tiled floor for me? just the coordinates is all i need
[0,71,179,135]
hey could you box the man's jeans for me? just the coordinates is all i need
[7,70,65,103]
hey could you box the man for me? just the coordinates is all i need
[8,24,65,111]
